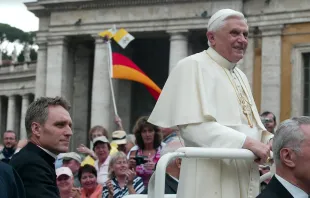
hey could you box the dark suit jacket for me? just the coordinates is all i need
[143,173,178,194]
[10,142,60,198]
[257,176,294,198]
[165,174,178,194]
[0,161,26,198]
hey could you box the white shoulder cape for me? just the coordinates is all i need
[148,49,265,131]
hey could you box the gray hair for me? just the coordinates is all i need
[25,97,71,137]
[161,140,184,165]
[207,9,247,46]
[126,134,136,145]
[108,151,127,179]
[273,116,310,164]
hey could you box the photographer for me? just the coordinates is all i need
[261,111,277,134]
[127,116,165,188]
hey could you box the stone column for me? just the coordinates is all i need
[260,25,283,120]
[35,42,47,98]
[71,44,92,147]
[116,80,132,133]
[46,36,73,103]
[91,36,112,131]
[7,95,16,131]
[20,94,30,140]
[0,96,3,139]
[0,97,7,136]
[168,31,188,72]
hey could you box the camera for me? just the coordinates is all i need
[261,117,272,125]
[134,156,148,165]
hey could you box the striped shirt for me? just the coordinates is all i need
[102,176,145,198]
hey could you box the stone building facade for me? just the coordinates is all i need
[1,0,310,148]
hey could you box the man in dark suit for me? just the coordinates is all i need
[257,116,310,198]
[164,173,178,194]
[0,161,25,198]
[10,97,73,198]
[144,139,183,194]
[162,140,182,194]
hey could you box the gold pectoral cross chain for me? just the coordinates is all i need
[241,100,253,128]
[224,69,254,128]
[205,52,254,128]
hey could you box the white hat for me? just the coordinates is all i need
[207,9,244,29]
[93,136,110,146]
[112,130,127,145]
[61,152,82,163]
[56,167,73,178]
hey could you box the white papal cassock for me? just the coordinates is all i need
[148,47,273,198]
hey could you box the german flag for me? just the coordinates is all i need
[112,52,161,100]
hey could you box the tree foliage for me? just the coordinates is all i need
[0,23,36,44]
[0,23,38,63]
[18,49,38,62]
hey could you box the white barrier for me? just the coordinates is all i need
[124,147,273,198]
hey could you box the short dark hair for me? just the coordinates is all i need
[133,116,162,150]
[78,164,97,181]
[25,97,71,137]
[3,130,16,139]
[261,111,276,123]
[93,141,111,151]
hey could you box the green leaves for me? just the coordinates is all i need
[0,23,36,44]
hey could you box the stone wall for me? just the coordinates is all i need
[244,0,310,15]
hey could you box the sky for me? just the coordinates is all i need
[0,0,38,54]
[0,0,39,32]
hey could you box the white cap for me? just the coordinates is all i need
[207,9,244,29]
[56,167,73,178]
[61,152,82,163]
[93,136,110,146]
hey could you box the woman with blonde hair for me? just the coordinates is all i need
[103,152,145,198]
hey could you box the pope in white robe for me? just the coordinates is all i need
[148,9,273,198]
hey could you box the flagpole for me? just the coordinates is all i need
[107,40,119,117]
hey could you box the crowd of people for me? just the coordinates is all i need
[1,8,310,198]
[0,96,183,198]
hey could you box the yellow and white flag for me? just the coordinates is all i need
[98,27,118,39]
[113,28,135,49]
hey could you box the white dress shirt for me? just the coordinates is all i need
[95,156,110,185]
[168,174,179,183]
[275,174,309,198]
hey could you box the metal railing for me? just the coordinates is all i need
[154,147,271,198]
[123,147,273,198]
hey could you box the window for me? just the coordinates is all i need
[303,53,310,115]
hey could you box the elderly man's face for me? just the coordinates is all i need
[208,17,248,63]
[291,125,310,186]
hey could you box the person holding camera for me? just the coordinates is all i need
[127,116,164,188]
[103,152,145,198]
[261,111,277,134]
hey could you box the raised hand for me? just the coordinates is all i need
[106,179,114,196]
